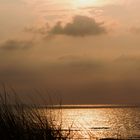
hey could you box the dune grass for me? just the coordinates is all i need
[0,87,70,140]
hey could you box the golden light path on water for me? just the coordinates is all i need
[39,107,140,139]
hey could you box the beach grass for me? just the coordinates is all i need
[0,86,138,140]
[0,87,70,140]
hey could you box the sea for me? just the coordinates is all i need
[40,105,140,140]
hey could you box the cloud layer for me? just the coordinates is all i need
[49,15,106,37]
[0,40,32,51]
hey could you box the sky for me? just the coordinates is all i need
[0,0,140,104]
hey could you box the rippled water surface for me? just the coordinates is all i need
[42,106,140,139]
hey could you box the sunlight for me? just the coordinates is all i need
[76,0,99,7]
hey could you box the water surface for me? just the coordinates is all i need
[42,105,140,139]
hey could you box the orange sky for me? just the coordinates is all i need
[0,0,140,104]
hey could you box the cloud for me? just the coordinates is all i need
[57,55,103,71]
[0,40,32,51]
[130,26,140,34]
[49,15,106,37]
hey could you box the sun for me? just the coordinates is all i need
[78,0,88,4]
[76,0,98,7]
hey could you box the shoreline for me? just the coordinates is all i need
[38,104,140,109]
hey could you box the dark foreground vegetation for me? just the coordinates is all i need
[100,137,140,140]
[0,87,70,140]
[0,86,139,140]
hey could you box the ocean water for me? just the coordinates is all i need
[41,105,140,139]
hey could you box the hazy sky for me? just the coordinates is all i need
[1,0,140,104]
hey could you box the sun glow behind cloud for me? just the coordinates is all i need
[75,0,99,7]
[72,0,120,8]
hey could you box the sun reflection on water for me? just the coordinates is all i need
[42,107,140,139]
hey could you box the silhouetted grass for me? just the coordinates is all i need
[0,87,70,140]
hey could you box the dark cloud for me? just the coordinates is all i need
[0,40,32,51]
[114,54,140,63]
[49,15,106,37]
[24,26,48,35]
[57,55,103,71]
